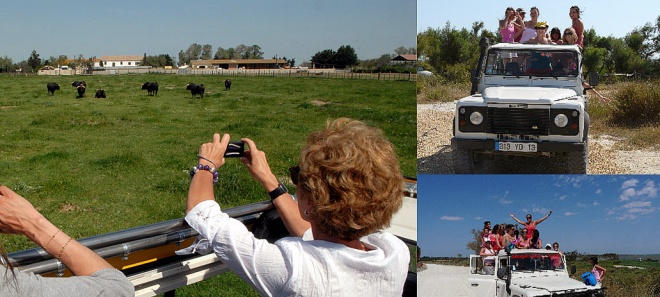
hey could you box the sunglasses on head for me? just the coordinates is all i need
[289,165,300,185]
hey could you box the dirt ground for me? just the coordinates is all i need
[418,102,660,174]
[418,264,476,297]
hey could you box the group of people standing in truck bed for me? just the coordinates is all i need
[499,6,584,47]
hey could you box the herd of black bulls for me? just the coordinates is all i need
[46,80,232,99]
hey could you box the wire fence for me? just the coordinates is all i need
[34,68,418,81]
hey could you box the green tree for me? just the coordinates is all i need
[467,228,482,255]
[246,45,264,59]
[0,56,14,72]
[27,50,41,72]
[311,49,336,68]
[201,44,213,60]
[334,45,358,68]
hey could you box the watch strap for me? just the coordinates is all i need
[267,183,288,201]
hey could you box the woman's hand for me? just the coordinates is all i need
[240,138,279,191]
[198,133,230,169]
[0,186,44,236]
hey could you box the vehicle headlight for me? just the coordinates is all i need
[470,111,484,125]
[554,114,569,128]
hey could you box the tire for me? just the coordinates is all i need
[560,140,588,174]
[453,149,482,174]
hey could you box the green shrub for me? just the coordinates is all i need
[609,81,660,126]
[441,63,471,84]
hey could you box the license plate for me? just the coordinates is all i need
[495,142,538,152]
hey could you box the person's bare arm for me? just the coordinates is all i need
[0,186,112,276]
[509,213,525,225]
[186,133,230,213]
[240,138,311,237]
[535,210,553,225]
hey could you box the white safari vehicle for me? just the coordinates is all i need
[469,249,604,297]
[452,38,599,173]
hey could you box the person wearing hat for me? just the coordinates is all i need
[480,238,497,274]
[524,21,552,44]
[545,244,552,250]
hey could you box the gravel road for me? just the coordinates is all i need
[418,102,660,174]
[418,264,476,297]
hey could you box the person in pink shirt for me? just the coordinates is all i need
[510,210,553,239]
[589,257,607,283]
[499,7,523,43]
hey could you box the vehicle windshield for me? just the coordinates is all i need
[484,49,579,78]
[510,253,565,271]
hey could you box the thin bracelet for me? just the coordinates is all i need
[57,237,74,260]
[197,155,217,169]
[44,229,62,251]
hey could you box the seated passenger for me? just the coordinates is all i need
[480,239,496,275]
[553,54,577,76]
[526,51,553,75]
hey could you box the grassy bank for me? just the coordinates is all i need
[0,74,416,295]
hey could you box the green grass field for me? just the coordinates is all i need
[0,74,416,295]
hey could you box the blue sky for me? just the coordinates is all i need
[418,174,660,257]
[418,0,660,38]
[0,0,416,64]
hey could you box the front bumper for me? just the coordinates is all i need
[451,138,586,153]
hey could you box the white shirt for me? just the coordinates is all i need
[520,27,537,43]
[184,200,410,297]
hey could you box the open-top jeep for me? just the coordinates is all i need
[451,38,599,173]
[469,249,604,297]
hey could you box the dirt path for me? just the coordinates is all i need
[418,102,660,174]
[418,264,476,297]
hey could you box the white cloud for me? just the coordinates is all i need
[499,198,513,205]
[474,216,482,220]
[622,201,652,209]
[621,178,639,190]
[619,188,636,201]
[638,180,658,198]
[441,216,464,221]
[564,212,577,216]
[559,195,568,200]
[595,189,602,194]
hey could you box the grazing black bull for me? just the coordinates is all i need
[95,89,106,98]
[142,82,159,96]
[186,83,205,98]
[71,81,86,88]
[76,84,86,98]
[224,79,231,91]
[46,83,60,95]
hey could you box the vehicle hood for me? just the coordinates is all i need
[482,87,578,104]
[511,275,592,293]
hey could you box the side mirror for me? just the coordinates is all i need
[570,265,576,274]
[497,267,509,280]
[589,71,599,87]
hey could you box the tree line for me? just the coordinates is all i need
[418,16,660,82]
[1,43,415,73]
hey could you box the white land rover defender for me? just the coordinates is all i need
[469,249,604,297]
[451,38,599,173]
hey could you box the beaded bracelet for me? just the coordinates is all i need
[190,164,219,184]
[57,237,74,260]
[44,229,62,251]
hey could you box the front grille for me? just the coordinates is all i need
[486,108,550,135]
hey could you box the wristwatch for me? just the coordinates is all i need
[267,183,288,201]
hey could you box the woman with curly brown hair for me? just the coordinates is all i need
[183,118,409,296]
